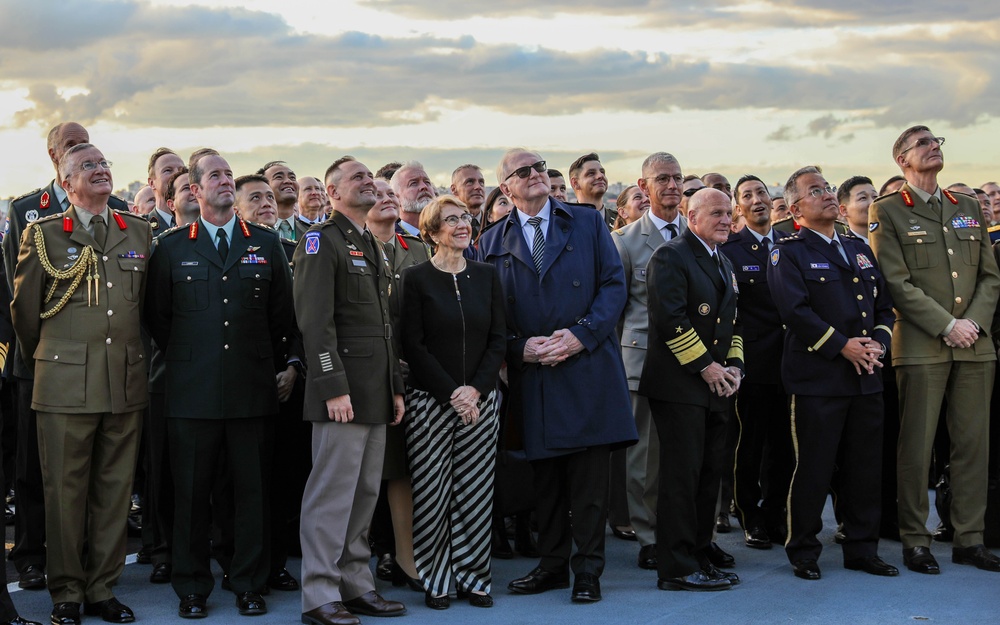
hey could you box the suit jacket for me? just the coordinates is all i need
[477,198,636,460]
[4,181,127,378]
[767,228,894,396]
[869,183,1000,365]
[146,209,174,235]
[11,205,151,413]
[638,228,743,411]
[291,211,403,425]
[294,217,313,242]
[720,227,792,385]
[385,232,430,355]
[144,217,294,419]
[612,210,688,389]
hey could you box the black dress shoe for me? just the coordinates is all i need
[744,526,772,550]
[375,554,395,581]
[571,573,601,602]
[50,603,80,625]
[150,562,171,584]
[844,555,899,576]
[343,591,406,617]
[424,593,449,610]
[6,617,43,625]
[83,598,134,624]
[715,513,732,533]
[302,602,359,625]
[134,548,151,565]
[903,546,940,574]
[236,591,267,616]
[268,568,300,591]
[19,566,45,590]
[792,559,821,580]
[390,565,423,592]
[637,544,657,570]
[702,564,740,586]
[704,542,736,568]
[507,566,570,594]
[611,525,637,541]
[952,544,1000,572]
[178,595,207,619]
[657,570,731,591]
[491,526,513,559]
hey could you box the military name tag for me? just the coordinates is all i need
[181,261,199,266]
[907,231,928,236]
[809,262,830,269]
[352,259,366,267]
[742,265,760,272]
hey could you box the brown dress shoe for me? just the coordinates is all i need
[301,602,360,625]
[342,591,406,617]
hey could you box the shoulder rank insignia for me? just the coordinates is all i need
[238,218,251,238]
[188,221,199,240]
[943,189,959,205]
[39,192,50,209]
[900,189,914,207]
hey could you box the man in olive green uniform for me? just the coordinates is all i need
[869,125,1000,575]
[12,143,151,625]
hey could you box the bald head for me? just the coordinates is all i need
[47,122,90,180]
[687,188,733,248]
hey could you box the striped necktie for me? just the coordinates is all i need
[527,216,544,274]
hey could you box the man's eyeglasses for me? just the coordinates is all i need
[899,136,945,155]
[504,161,546,182]
[76,160,113,173]
[804,185,837,199]
[442,213,474,227]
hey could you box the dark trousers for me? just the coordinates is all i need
[168,417,273,598]
[144,392,174,565]
[785,394,883,564]
[268,381,310,571]
[650,399,728,579]
[0,416,20,621]
[732,382,793,531]
[10,377,45,574]
[531,446,610,577]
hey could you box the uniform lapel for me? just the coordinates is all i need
[905,183,942,224]
[194,223,224,269]
[332,211,378,266]
[66,206,100,251]
[103,211,127,254]
[685,230,725,292]
[222,221,247,273]
[641,211,665,253]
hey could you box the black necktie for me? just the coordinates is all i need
[92,214,107,248]
[830,239,848,264]
[527,216,544,274]
[713,251,725,279]
[763,233,773,251]
[217,229,229,261]
[665,223,678,240]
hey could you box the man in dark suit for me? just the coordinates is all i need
[144,153,294,619]
[640,188,744,592]
[478,149,636,604]
[768,166,898,581]
[145,148,185,234]
[3,122,118,593]
[720,174,794,549]
[612,152,688,570]
[294,157,406,625]
[13,143,151,625]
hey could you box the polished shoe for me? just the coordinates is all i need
[792,559,821,580]
[765,523,788,545]
[268,568,300,591]
[491,526,513,559]
[301,602,359,625]
[903,546,940,574]
[507,566,570,594]
[657,570,731,591]
[744,526,772,550]
[424,593,449,610]
[134,548,152,565]
[375,554,395,581]
[18,565,45,590]
[702,564,740,586]
[83,598,134,624]
[178,595,207,619]
[637,544,657,570]
[49,603,81,625]
[704,542,736,568]
[571,573,601,602]
[236,591,267,616]
[844,555,899,577]
[150,562,172,584]
[6,617,43,625]
[952,544,1000,572]
[343,591,405,617]
[390,565,423,592]
[715,513,732,533]
[611,525,637,541]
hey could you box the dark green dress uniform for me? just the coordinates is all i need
[870,184,1000,551]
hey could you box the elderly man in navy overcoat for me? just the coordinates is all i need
[478,148,637,604]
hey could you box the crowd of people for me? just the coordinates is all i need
[0,121,998,625]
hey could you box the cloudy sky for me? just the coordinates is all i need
[1,0,998,199]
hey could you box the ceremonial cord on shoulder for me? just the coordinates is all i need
[31,224,99,318]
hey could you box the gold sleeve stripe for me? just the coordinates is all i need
[666,328,699,349]
[874,324,893,337]
[672,341,708,365]
[811,326,835,351]
[0,342,7,371]
[727,336,744,361]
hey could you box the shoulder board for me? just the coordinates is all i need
[113,208,145,221]
[842,230,860,239]
[398,231,421,242]
[874,190,902,202]
[776,234,802,244]
[772,216,793,225]
[988,224,1000,233]
[11,187,44,204]
[29,212,64,226]
[244,220,277,234]
[158,224,190,238]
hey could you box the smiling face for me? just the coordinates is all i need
[330,160,377,213]
[618,185,649,225]
[61,146,113,210]
[265,164,299,206]
[687,188,732,248]
[433,201,473,252]
[572,160,608,201]
[236,180,277,226]
[298,176,326,218]
[369,179,400,226]
[499,151,550,207]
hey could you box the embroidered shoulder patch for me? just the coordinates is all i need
[304,231,321,255]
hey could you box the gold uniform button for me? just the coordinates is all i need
[956,297,963,303]
[861,312,867,318]
[943,226,949,232]
[717,318,721,324]
[952,272,959,279]
[713,340,719,345]
[853,277,859,283]
[971,235,977,241]
[862,330,868,336]
[820,277,826,282]
[631,340,637,346]
[916,239,923,243]
[856,295,863,300]
[749,278,755,284]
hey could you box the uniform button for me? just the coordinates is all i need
[862,330,868,336]
[713,339,719,345]
[223,298,229,304]
[572,280,580,287]
[807,347,813,352]
[853,277,859,283]
[102,255,108,261]
[255,273,260,279]
[54,355,58,360]
[943,226,949,232]
[948,249,954,255]
[861,312,867,318]
[106,281,112,288]
[956,297,962,303]
[717,318,721,324]
[971,235,976,241]
[134,267,139,272]
[186,276,192,281]
[856,295,863,301]
[749,279,755,284]
[224,321,229,327]
[631,340,637,346]
[380,291,385,297]
[106,338,112,345]
[916,239,923,243]
[107,309,113,316]
[224,344,229,350]
[566,245,574,251]
[820,277,825,282]
[222,276,228,281]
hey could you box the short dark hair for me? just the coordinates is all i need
[682,174,700,183]
[837,175,873,204]
[258,160,287,177]
[878,175,906,196]
[235,173,269,193]
[734,174,765,198]
[547,168,564,179]
[165,166,189,203]
[147,147,178,178]
[325,156,357,187]
[892,125,931,160]
[568,152,600,178]
[375,162,402,180]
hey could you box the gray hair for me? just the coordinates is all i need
[783,166,822,206]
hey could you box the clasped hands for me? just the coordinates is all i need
[943,318,979,349]
[523,329,585,366]
[450,385,481,425]
[840,337,884,375]
[701,362,742,397]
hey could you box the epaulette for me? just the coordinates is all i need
[158,223,190,238]
[873,190,902,202]
[244,220,277,234]
[11,187,44,205]
[775,233,802,244]
[612,228,623,236]
[28,212,65,227]
[113,208,145,222]
[988,224,1000,233]
[842,230,861,239]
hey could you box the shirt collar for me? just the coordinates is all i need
[200,214,237,244]
[909,183,941,204]
[516,198,552,229]
[647,210,681,232]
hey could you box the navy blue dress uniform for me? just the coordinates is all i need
[767,228,894,569]
[639,228,744,582]
[144,217,295,601]
[2,183,127,586]
[720,227,794,541]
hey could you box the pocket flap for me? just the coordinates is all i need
[34,338,87,365]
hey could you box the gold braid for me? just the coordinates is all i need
[31,224,99,319]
